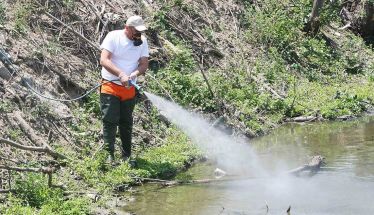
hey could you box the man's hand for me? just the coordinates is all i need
[119,73,130,88]
[129,71,139,81]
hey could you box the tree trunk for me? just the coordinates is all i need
[363,2,374,40]
[305,0,325,35]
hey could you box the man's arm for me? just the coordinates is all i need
[129,57,149,80]
[100,49,129,86]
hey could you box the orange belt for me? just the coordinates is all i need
[100,79,136,101]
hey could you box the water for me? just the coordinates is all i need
[124,93,374,215]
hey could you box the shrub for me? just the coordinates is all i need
[13,173,63,208]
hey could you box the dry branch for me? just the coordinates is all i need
[0,165,54,174]
[288,155,325,176]
[0,165,54,188]
[0,156,22,164]
[286,116,318,123]
[250,75,284,100]
[0,189,13,193]
[35,1,100,50]
[13,111,51,149]
[0,137,67,160]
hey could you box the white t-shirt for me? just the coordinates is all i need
[100,30,149,85]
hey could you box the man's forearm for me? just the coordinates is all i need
[134,65,148,76]
[133,58,149,76]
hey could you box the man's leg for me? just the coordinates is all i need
[100,93,120,160]
[119,98,136,159]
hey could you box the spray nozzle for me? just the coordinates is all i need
[129,79,142,92]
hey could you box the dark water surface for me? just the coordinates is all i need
[123,116,374,215]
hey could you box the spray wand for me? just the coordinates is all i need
[128,79,143,93]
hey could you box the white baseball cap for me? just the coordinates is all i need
[126,15,147,31]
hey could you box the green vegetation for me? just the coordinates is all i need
[0,100,12,113]
[148,46,217,111]
[13,1,34,34]
[0,2,6,25]
[144,0,373,135]
[72,126,202,190]
[0,174,90,215]
[62,0,76,9]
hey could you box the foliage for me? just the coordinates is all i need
[2,178,90,214]
[0,2,6,25]
[0,194,36,215]
[0,100,13,113]
[69,107,101,146]
[62,0,76,9]
[72,127,201,189]
[13,1,34,34]
[39,197,90,215]
[13,173,63,208]
[83,92,101,116]
[136,129,202,179]
[243,0,368,78]
[152,4,171,30]
[7,128,23,141]
[148,45,217,111]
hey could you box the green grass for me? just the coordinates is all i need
[72,127,202,190]
[0,173,90,215]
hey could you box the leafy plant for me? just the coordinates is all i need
[13,173,63,208]
[0,2,6,25]
[84,92,101,116]
[14,1,34,34]
[148,46,217,111]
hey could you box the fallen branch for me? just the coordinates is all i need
[0,137,67,160]
[0,165,54,174]
[250,75,284,100]
[288,155,325,176]
[0,189,13,193]
[0,165,54,187]
[0,155,22,164]
[13,111,51,149]
[287,116,318,123]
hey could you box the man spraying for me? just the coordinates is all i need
[99,15,149,164]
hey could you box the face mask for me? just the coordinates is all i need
[133,32,143,46]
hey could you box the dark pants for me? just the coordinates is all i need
[100,93,136,159]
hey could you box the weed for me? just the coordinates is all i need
[13,173,63,208]
[0,2,6,25]
[202,27,214,42]
[0,194,36,215]
[62,0,75,10]
[148,45,216,111]
[46,40,63,55]
[14,1,34,34]
[7,128,22,141]
[0,100,12,113]
[83,92,101,116]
